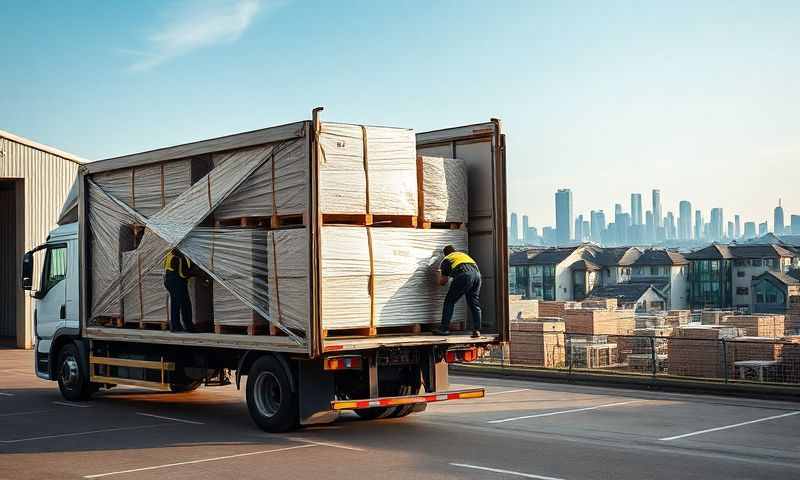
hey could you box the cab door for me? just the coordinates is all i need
[35,243,69,342]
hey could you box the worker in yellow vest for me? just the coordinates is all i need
[163,249,195,332]
[436,245,481,338]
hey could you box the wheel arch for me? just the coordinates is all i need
[236,351,295,393]
[49,330,88,380]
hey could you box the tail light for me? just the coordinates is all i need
[324,355,363,371]
[445,347,480,364]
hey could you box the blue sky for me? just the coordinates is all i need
[3,1,799,228]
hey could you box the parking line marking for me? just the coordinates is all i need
[289,437,365,451]
[0,410,51,417]
[660,411,800,441]
[0,424,163,444]
[53,401,93,408]
[83,444,316,478]
[0,392,15,396]
[488,400,643,424]
[135,412,205,425]
[450,463,566,479]
[486,388,529,396]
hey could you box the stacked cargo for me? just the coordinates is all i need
[721,314,785,338]
[563,309,635,336]
[701,310,734,325]
[667,325,741,378]
[665,310,691,327]
[87,120,475,339]
[509,296,538,320]
[580,298,617,310]
[509,319,565,367]
[788,296,800,334]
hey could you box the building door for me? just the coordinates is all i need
[0,180,21,346]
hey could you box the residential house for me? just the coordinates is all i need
[586,283,668,312]
[750,270,800,314]
[629,249,689,309]
[686,244,799,310]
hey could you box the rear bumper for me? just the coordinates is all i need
[331,387,485,410]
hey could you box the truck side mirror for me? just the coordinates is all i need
[21,251,34,291]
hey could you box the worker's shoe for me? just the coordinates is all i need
[471,330,481,338]
[433,329,450,336]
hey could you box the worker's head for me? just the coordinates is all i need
[443,245,456,256]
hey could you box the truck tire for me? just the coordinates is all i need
[56,343,95,401]
[246,355,298,432]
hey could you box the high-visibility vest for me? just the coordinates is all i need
[164,250,192,279]
[443,251,477,270]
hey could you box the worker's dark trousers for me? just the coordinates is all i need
[165,272,193,332]
[441,269,482,331]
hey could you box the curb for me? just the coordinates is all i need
[450,364,800,402]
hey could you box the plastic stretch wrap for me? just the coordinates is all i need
[212,138,307,220]
[319,227,468,330]
[318,122,418,215]
[88,140,306,344]
[419,156,468,223]
[92,159,191,217]
[267,229,310,332]
[121,250,169,324]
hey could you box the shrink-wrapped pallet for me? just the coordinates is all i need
[209,229,268,327]
[318,123,417,215]
[318,226,468,331]
[268,229,310,332]
[418,156,468,224]
[93,159,192,217]
[121,250,169,324]
[212,139,308,220]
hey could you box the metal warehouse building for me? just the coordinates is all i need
[1,130,82,348]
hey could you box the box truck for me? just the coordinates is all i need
[22,108,508,432]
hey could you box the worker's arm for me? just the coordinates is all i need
[438,259,451,286]
[437,271,449,286]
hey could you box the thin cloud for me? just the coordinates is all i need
[130,0,266,71]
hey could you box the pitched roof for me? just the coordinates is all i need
[685,244,734,260]
[0,129,85,164]
[569,259,601,271]
[633,249,688,266]
[729,244,797,258]
[587,283,667,304]
[529,246,581,265]
[753,270,800,286]
[509,248,546,266]
[587,246,642,267]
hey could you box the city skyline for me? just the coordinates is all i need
[510,188,800,247]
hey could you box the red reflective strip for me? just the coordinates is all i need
[325,345,344,351]
[355,401,370,408]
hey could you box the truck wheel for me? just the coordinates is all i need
[246,355,298,432]
[56,344,94,401]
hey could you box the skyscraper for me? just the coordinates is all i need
[792,215,800,235]
[734,214,741,239]
[574,214,584,242]
[510,212,519,244]
[774,199,785,235]
[759,222,768,237]
[727,221,734,240]
[555,189,573,245]
[645,210,654,243]
[631,193,643,226]
[522,215,530,243]
[617,213,631,244]
[710,208,724,241]
[694,210,703,241]
[678,200,692,240]
[666,212,676,240]
[614,203,623,217]
[652,189,662,228]
[590,210,606,243]
[744,222,756,239]
[542,226,556,245]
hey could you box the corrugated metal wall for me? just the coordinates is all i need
[0,135,80,348]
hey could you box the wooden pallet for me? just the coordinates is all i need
[419,220,463,230]
[323,323,440,338]
[215,216,269,228]
[214,323,269,335]
[270,212,307,228]
[321,213,418,228]
[372,215,418,228]
[140,321,169,331]
[95,316,124,328]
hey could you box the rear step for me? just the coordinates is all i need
[331,387,484,410]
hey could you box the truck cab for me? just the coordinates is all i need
[22,222,80,382]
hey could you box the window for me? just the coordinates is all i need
[766,293,778,303]
[42,246,67,295]
[756,293,765,303]
[751,259,762,267]
[767,258,779,269]
[734,259,746,267]
[737,271,745,278]
[650,266,659,276]
[736,287,749,295]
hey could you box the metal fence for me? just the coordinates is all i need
[477,332,800,386]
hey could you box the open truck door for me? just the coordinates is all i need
[416,120,509,342]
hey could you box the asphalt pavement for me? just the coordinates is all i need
[1,348,799,480]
